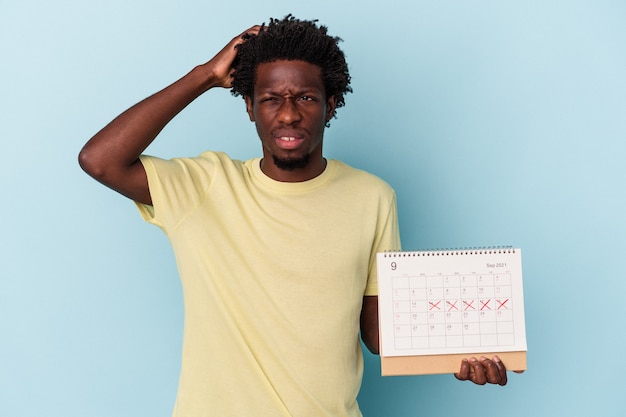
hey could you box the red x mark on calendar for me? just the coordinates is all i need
[463,300,475,310]
[497,299,510,310]
[429,300,441,311]
[480,299,491,311]
[446,300,459,311]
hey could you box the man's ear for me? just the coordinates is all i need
[325,95,337,123]
[244,96,255,122]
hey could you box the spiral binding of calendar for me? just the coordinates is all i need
[382,246,515,257]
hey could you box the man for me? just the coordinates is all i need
[79,15,510,417]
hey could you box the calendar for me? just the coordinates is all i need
[376,248,527,375]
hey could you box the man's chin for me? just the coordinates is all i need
[272,154,311,171]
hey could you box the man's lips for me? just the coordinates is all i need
[274,136,304,150]
[272,131,305,150]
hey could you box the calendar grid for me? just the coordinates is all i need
[377,249,526,358]
[391,273,515,351]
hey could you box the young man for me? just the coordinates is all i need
[79,16,509,417]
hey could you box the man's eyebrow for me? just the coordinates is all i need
[256,87,323,95]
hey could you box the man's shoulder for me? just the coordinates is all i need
[196,150,242,165]
[332,160,396,193]
[146,151,246,170]
[140,151,254,187]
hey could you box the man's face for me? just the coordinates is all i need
[245,60,336,182]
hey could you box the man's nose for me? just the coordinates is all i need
[277,99,302,124]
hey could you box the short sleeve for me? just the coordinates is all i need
[364,192,401,296]
[134,153,219,230]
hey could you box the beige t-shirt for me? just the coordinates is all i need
[136,151,400,417]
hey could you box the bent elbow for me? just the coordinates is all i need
[78,145,107,181]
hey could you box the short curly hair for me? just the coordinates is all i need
[231,15,352,124]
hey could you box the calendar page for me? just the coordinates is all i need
[377,249,527,360]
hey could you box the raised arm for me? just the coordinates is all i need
[78,26,261,205]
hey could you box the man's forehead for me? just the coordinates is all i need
[254,60,324,87]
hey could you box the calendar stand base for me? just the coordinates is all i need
[380,350,527,376]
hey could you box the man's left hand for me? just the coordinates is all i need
[454,356,513,386]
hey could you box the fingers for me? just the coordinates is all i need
[454,358,486,385]
[454,359,471,381]
[476,356,507,386]
[470,357,487,385]
[455,356,510,386]
[242,25,263,38]
[227,25,262,52]
[207,25,264,88]
[232,25,262,45]
[490,356,508,386]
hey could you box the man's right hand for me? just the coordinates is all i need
[205,25,262,89]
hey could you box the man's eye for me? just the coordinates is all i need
[299,96,316,102]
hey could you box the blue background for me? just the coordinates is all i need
[2,1,625,416]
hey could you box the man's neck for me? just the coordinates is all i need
[260,157,327,182]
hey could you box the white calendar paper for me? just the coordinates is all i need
[377,249,527,360]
